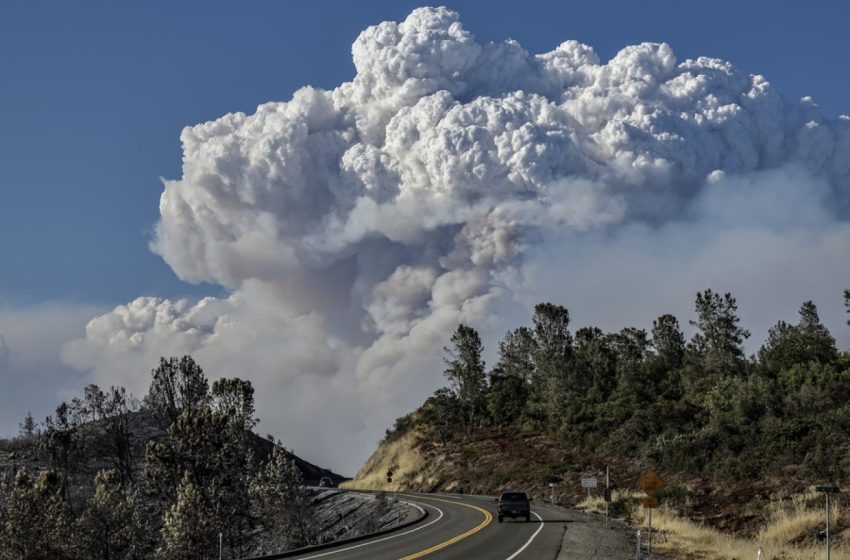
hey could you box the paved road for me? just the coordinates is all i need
[287,493,568,560]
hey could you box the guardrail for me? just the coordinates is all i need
[240,496,428,560]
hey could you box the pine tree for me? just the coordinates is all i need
[75,469,147,560]
[159,475,216,560]
[0,468,72,560]
[573,326,617,403]
[687,289,750,375]
[610,327,650,394]
[529,303,572,429]
[145,356,209,430]
[493,327,536,382]
[146,399,257,557]
[651,314,685,370]
[759,301,837,374]
[487,327,535,428]
[443,324,488,430]
[250,447,316,551]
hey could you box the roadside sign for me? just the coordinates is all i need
[581,477,598,488]
[816,486,840,493]
[638,470,665,496]
[643,496,659,509]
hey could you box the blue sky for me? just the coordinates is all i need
[2,0,849,306]
[2,2,850,469]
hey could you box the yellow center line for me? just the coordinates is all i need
[396,495,493,560]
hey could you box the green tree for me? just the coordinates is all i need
[651,314,685,370]
[759,301,837,374]
[75,469,148,560]
[158,474,216,560]
[687,289,750,375]
[486,327,535,428]
[443,324,488,429]
[250,446,317,551]
[797,301,837,363]
[422,388,460,444]
[493,327,536,382]
[0,468,72,560]
[573,327,617,403]
[145,401,257,557]
[646,314,686,398]
[530,303,572,429]
[610,327,650,397]
[486,371,528,429]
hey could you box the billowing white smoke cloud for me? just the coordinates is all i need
[0,304,106,437]
[64,7,850,473]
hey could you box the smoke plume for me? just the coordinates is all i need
[64,7,850,473]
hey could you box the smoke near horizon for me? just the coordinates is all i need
[61,7,850,473]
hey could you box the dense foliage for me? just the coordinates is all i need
[406,290,850,481]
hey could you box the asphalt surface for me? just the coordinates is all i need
[287,493,568,560]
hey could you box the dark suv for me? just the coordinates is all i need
[496,491,531,522]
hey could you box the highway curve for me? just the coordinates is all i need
[286,493,568,560]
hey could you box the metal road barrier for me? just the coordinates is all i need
[239,495,428,560]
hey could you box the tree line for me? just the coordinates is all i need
[406,289,850,479]
[0,357,316,560]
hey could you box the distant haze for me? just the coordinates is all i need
[47,8,850,474]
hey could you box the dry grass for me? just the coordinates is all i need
[578,490,849,560]
[341,430,426,491]
[576,493,609,514]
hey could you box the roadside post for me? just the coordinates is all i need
[636,529,642,560]
[218,532,223,560]
[816,486,839,560]
[605,466,611,527]
[638,470,665,560]
[549,482,556,504]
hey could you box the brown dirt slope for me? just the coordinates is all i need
[348,426,831,541]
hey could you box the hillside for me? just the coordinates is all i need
[0,407,343,490]
[0,358,358,559]
[349,419,811,532]
[349,293,850,557]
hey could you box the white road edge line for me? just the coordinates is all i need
[295,501,444,559]
[503,511,544,560]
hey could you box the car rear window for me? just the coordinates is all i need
[501,492,527,500]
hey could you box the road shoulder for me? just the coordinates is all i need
[550,507,634,559]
